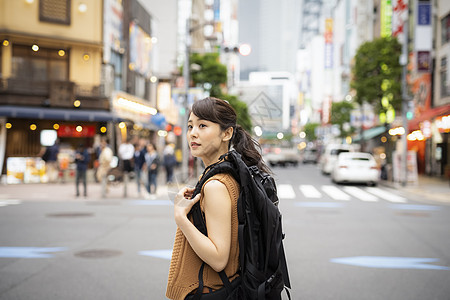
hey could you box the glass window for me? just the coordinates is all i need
[441,57,450,98]
[11,45,68,81]
[442,13,450,45]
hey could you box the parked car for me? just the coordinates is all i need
[320,144,354,175]
[331,152,380,186]
[302,148,319,164]
[263,145,300,167]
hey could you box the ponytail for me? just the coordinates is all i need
[232,125,271,174]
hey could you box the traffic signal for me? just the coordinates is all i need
[406,100,414,120]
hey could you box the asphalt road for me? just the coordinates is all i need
[0,164,449,300]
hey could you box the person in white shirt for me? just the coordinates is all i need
[97,138,113,198]
[118,138,135,197]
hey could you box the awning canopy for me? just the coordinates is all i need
[353,126,386,142]
[0,106,123,122]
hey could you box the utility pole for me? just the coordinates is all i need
[181,18,191,182]
[400,8,409,187]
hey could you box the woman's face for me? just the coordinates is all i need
[187,113,231,164]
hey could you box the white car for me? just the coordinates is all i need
[331,152,380,186]
[320,144,354,175]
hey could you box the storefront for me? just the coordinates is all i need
[0,106,121,183]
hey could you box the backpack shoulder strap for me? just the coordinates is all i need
[189,159,238,236]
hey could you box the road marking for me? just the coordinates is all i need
[365,187,407,203]
[331,256,449,270]
[0,247,66,258]
[277,184,296,199]
[343,186,379,202]
[0,199,22,207]
[321,185,351,201]
[139,249,172,260]
[389,204,440,211]
[299,185,322,198]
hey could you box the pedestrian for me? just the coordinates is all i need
[166,97,272,299]
[74,143,90,197]
[134,140,147,197]
[144,142,159,196]
[96,138,113,198]
[41,139,60,183]
[118,137,135,197]
[163,143,177,184]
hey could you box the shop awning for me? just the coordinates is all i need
[353,126,387,142]
[0,106,123,122]
[408,104,450,131]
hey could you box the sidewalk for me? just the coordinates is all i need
[0,180,175,203]
[380,174,450,204]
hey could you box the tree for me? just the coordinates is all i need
[304,123,320,141]
[189,52,227,97]
[351,37,402,117]
[330,101,356,138]
[186,52,252,131]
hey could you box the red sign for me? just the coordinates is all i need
[57,125,96,137]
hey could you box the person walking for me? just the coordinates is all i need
[42,139,60,183]
[118,137,135,197]
[133,140,147,197]
[144,142,159,197]
[166,97,272,299]
[74,143,90,197]
[97,138,113,198]
[163,143,177,184]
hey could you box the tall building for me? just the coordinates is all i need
[238,0,301,80]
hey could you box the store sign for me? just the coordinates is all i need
[57,125,96,137]
[436,115,450,133]
[381,0,393,38]
[7,157,46,184]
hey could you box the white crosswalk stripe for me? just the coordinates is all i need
[342,186,379,202]
[299,185,321,198]
[277,183,409,203]
[365,187,407,203]
[321,185,351,201]
[277,184,296,199]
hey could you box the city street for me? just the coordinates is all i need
[1,165,449,300]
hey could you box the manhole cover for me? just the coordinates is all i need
[74,249,122,259]
[47,212,94,218]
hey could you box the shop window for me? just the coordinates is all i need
[11,45,69,81]
[110,51,123,91]
[442,13,450,45]
[440,57,450,98]
[39,0,71,25]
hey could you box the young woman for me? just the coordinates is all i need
[166,97,271,300]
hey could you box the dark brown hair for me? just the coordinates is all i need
[190,97,271,174]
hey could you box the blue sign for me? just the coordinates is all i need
[139,249,172,260]
[417,3,431,25]
[0,247,66,258]
[331,256,449,270]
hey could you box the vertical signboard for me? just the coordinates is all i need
[392,0,408,44]
[103,0,123,64]
[324,18,333,69]
[415,1,432,72]
[381,0,393,38]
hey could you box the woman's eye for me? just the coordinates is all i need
[187,125,193,130]
[199,124,206,128]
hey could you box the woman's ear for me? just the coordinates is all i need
[222,126,234,142]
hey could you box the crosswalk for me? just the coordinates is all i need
[278,184,407,203]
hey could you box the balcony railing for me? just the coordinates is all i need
[0,78,109,110]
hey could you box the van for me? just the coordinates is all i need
[320,144,354,175]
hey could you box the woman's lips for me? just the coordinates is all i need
[191,142,200,148]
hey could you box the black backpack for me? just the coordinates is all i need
[189,150,291,299]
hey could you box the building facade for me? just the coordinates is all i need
[0,0,116,181]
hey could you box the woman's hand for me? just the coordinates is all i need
[173,186,201,226]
